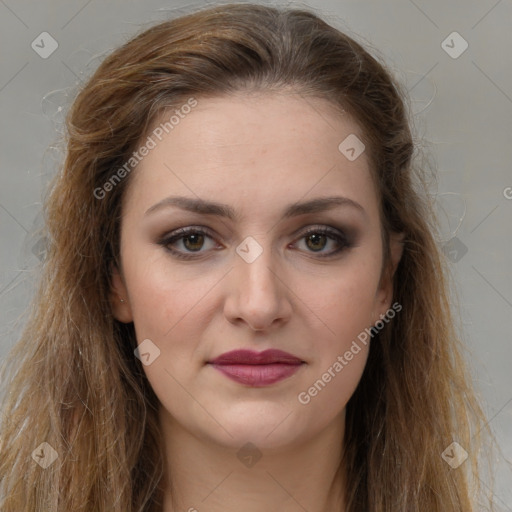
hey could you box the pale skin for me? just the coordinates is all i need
[110,91,404,512]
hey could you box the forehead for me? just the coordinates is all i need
[148,91,362,160]
[123,92,380,222]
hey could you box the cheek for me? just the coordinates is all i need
[294,264,377,418]
[310,254,382,343]
[125,259,211,407]
[296,341,369,433]
[296,253,379,409]
[123,246,205,334]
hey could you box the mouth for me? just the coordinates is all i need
[207,349,305,387]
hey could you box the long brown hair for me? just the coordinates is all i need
[0,3,493,510]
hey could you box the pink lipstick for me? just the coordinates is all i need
[208,349,304,387]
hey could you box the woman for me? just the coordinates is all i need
[0,3,493,511]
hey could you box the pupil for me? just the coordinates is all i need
[184,234,204,251]
[182,233,328,252]
[307,233,326,251]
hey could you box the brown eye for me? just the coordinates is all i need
[305,232,328,252]
[181,232,206,252]
[295,226,351,258]
[158,227,218,260]
[158,225,351,261]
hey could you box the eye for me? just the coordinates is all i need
[158,226,218,260]
[157,225,351,260]
[292,226,351,258]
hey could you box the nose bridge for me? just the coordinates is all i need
[226,234,290,330]
[236,234,279,299]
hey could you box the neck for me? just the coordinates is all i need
[158,408,347,512]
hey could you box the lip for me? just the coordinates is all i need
[209,349,303,365]
[208,349,305,387]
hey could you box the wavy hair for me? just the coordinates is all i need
[0,3,493,511]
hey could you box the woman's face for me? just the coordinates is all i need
[111,92,402,449]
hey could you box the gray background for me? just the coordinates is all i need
[0,0,511,507]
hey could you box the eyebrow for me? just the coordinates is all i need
[144,195,367,220]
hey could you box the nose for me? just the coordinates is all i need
[223,240,292,332]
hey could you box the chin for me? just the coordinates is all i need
[206,405,304,450]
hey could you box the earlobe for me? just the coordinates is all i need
[109,263,134,323]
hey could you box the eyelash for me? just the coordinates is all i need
[157,225,352,260]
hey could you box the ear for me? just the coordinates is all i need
[373,231,405,322]
[109,262,134,323]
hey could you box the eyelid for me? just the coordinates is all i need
[156,225,219,250]
[163,225,216,240]
[157,223,353,260]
